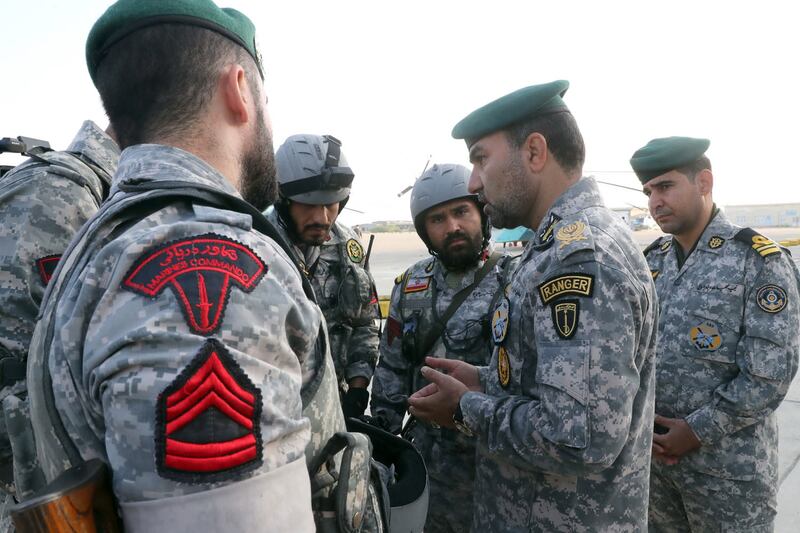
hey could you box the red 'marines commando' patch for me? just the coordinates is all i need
[155,338,262,482]
[36,255,61,285]
[123,234,267,334]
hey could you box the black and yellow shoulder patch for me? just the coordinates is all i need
[643,237,663,256]
[734,228,781,258]
[538,273,594,305]
[394,271,407,285]
[424,260,435,273]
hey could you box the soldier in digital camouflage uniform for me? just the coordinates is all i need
[631,137,800,532]
[408,80,658,532]
[17,2,383,531]
[370,163,517,533]
[265,134,380,420]
[0,120,118,528]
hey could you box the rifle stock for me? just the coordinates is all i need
[10,459,121,533]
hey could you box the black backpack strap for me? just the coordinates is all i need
[413,252,503,363]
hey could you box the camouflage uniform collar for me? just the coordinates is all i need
[694,207,735,254]
[66,120,120,184]
[110,144,241,199]
[532,177,603,246]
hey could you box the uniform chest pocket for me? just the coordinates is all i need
[337,265,373,319]
[684,290,744,365]
[533,341,590,449]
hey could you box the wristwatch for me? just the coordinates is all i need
[453,401,474,437]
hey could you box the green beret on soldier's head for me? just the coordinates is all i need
[630,136,711,184]
[86,0,262,84]
[451,80,570,147]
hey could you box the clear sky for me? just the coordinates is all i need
[2,0,798,226]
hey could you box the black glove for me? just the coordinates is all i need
[342,387,369,419]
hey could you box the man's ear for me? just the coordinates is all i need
[696,168,713,196]
[221,64,250,124]
[523,132,548,173]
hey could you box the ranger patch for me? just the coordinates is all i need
[556,221,588,249]
[551,299,579,339]
[156,339,262,482]
[757,284,787,313]
[491,297,510,345]
[538,273,594,304]
[497,346,511,388]
[123,234,267,335]
[404,276,431,293]
[690,321,722,351]
[346,238,364,263]
[36,255,61,285]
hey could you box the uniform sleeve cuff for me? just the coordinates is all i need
[685,406,725,446]
[460,391,496,437]
[345,362,374,382]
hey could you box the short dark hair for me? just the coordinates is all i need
[95,24,261,148]
[675,156,712,181]
[504,110,586,173]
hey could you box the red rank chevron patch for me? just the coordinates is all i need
[156,338,262,482]
[123,234,267,334]
[36,255,61,285]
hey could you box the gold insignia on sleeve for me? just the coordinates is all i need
[556,221,587,249]
[497,346,511,388]
[757,284,787,313]
[751,235,781,258]
[708,236,725,249]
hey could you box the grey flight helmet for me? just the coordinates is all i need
[276,133,354,206]
[409,163,490,254]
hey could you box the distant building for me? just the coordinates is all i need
[723,204,800,227]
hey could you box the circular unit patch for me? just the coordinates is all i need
[346,239,364,263]
[757,284,787,313]
[491,297,510,345]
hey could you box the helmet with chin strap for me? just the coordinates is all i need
[409,163,489,255]
[274,134,354,232]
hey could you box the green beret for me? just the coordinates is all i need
[630,136,710,184]
[451,80,570,145]
[86,0,262,83]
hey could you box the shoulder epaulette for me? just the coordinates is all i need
[734,228,781,258]
[643,237,663,256]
